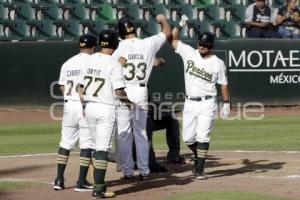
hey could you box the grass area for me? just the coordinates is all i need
[153,116,300,151]
[162,191,290,200]
[0,122,61,155]
[0,180,37,191]
[0,116,300,155]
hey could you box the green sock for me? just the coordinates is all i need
[196,143,209,172]
[93,151,108,189]
[56,147,70,180]
[187,142,198,158]
[78,148,92,183]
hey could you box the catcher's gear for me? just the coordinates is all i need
[99,29,119,50]
[198,32,215,49]
[220,103,230,119]
[79,34,97,49]
[118,17,136,39]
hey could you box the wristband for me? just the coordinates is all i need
[223,100,230,103]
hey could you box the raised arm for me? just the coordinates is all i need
[171,15,188,50]
[156,14,171,39]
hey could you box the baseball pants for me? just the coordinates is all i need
[182,98,217,145]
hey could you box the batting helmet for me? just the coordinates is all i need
[79,34,97,48]
[197,32,215,49]
[99,29,119,50]
[118,17,136,39]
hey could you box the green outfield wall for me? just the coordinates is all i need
[0,39,299,106]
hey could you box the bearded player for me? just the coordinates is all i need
[171,15,230,180]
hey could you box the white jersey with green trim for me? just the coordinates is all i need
[175,41,228,97]
[112,32,166,85]
[58,53,90,101]
[78,53,125,105]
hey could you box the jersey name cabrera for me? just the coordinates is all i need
[58,53,90,101]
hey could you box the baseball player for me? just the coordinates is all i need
[171,15,230,180]
[78,29,133,198]
[54,34,97,191]
[112,14,171,181]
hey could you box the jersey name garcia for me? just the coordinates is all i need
[175,41,228,97]
[78,53,125,105]
[112,32,166,85]
[58,53,90,101]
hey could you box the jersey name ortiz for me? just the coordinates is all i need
[175,41,228,97]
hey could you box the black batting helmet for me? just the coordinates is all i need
[197,32,215,49]
[79,34,97,48]
[99,29,119,50]
[118,17,136,39]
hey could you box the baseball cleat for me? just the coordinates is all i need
[74,180,94,192]
[195,171,207,180]
[139,174,150,181]
[149,163,168,173]
[53,179,65,190]
[123,175,135,181]
[167,155,185,164]
[92,190,116,199]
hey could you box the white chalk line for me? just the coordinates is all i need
[0,150,300,159]
[0,178,52,185]
[245,175,300,180]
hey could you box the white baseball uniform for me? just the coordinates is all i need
[113,32,166,176]
[58,53,94,150]
[175,41,228,144]
[78,53,125,152]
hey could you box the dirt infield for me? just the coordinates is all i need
[1,106,300,124]
[1,107,300,199]
[1,151,300,200]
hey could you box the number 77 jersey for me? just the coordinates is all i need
[112,32,166,85]
[78,53,125,105]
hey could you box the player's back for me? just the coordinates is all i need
[59,53,90,101]
[113,33,166,85]
[82,53,122,106]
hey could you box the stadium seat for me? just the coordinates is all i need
[0,4,9,20]
[150,3,170,19]
[39,3,64,21]
[217,21,241,39]
[96,3,118,25]
[219,0,242,6]
[68,3,90,20]
[0,19,36,41]
[177,3,199,21]
[144,0,168,6]
[188,20,213,38]
[193,0,215,8]
[225,4,246,22]
[14,3,37,21]
[61,20,81,38]
[80,19,107,35]
[35,19,62,40]
[198,4,225,22]
[272,0,284,8]
[14,0,38,3]
[245,0,255,5]
[122,3,144,20]
[139,19,160,38]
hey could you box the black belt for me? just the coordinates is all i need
[186,95,213,102]
[139,83,146,87]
